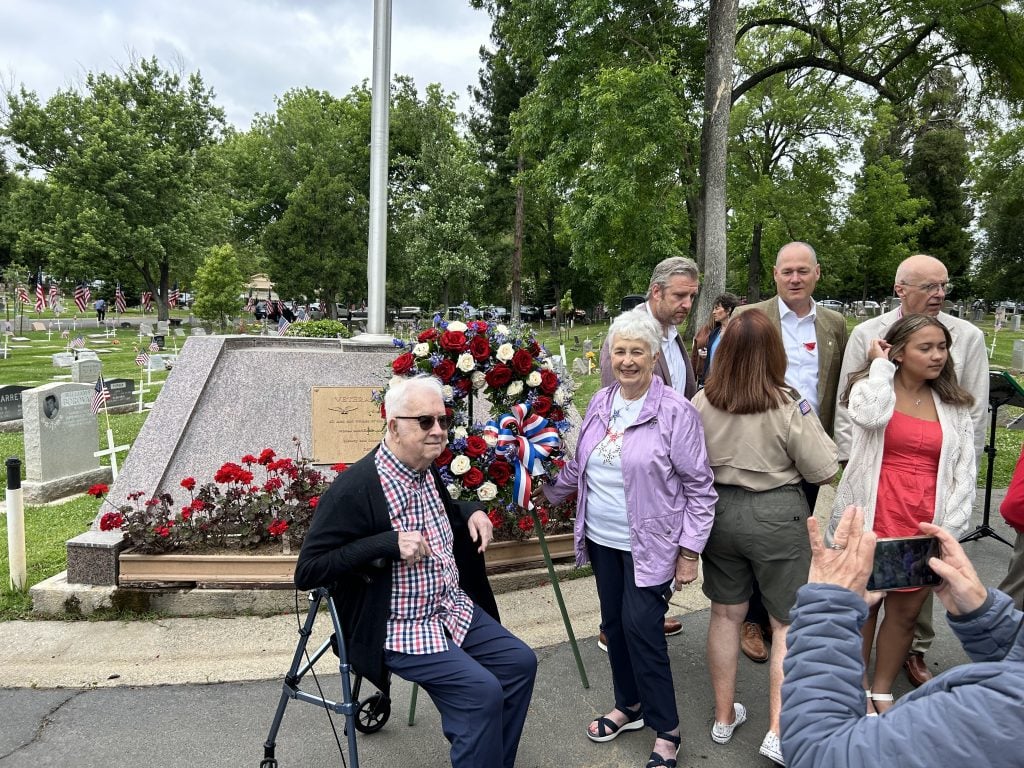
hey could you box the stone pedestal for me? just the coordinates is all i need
[66,530,129,586]
[22,466,112,505]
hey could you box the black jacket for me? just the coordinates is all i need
[294,447,498,692]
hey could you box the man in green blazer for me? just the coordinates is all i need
[733,241,847,663]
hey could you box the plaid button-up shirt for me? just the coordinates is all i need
[376,442,475,654]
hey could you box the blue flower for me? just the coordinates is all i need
[391,338,405,348]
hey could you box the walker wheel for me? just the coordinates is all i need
[355,692,391,733]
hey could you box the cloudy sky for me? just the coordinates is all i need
[0,0,494,129]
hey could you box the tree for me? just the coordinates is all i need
[974,119,1024,300]
[192,244,246,331]
[2,57,228,320]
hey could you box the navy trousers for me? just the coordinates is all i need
[588,539,678,733]
[384,605,537,768]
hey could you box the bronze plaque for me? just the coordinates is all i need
[311,387,384,464]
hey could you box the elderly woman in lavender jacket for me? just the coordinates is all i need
[538,308,717,768]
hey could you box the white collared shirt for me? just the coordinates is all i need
[647,301,688,394]
[778,296,820,415]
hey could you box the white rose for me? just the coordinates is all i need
[496,324,510,335]
[446,321,468,333]
[412,342,430,358]
[496,343,514,362]
[471,371,486,390]
[457,352,476,372]
[442,385,455,402]
[526,371,542,388]
[482,432,498,447]
[507,380,524,397]
[450,455,472,475]
[476,482,498,502]
[453,426,468,440]
[447,483,462,499]
[554,388,566,406]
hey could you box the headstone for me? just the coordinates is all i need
[572,357,589,375]
[71,358,103,383]
[147,354,165,371]
[1013,340,1024,371]
[582,338,593,353]
[51,352,75,368]
[76,349,100,362]
[32,322,47,332]
[21,382,112,504]
[103,378,135,408]
[191,327,206,336]
[1014,315,1021,332]
[156,320,169,333]
[139,322,153,336]
[153,334,166,349]
[0,384,31,422]
[174,328,186,337]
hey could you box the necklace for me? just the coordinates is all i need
[610,392,642,422]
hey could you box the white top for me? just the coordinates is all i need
[778,296,820,415]
[647,301,688,395]
[585,389,648,551]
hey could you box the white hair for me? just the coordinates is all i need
[608,308,662,357]
[384,375,444,418]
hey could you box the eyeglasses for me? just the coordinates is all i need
[394,415,452,431]
[901,281,952,296]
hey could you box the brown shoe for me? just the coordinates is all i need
[663,617,683,636]
[740,622,769,663]
[903,652,933,687]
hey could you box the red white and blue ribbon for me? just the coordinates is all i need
[483,403,561,510]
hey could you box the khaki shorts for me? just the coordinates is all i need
[701,483,810,622]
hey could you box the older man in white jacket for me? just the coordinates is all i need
[834,253,989,689]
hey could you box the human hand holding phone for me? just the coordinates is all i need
[918,522,988,616]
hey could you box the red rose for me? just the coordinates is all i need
[465,435,488,458]
[180,477,196,491]
[539,369,559,395]
[435,447,453,468]
[511,348,533,375]
[549,407,565,422]
[439,330,467,352]
[392,352,415,375]
[469,334,491,361]
[462,467,485,489]
[529,341,543,357]
[485,364,513,388]
[487,460,513,486]
[434,359,456,383]
[417,328,438,342]
[454,378,472,394]
[380,403,387,420]
[470,320,489,333]
[532,396,552,416]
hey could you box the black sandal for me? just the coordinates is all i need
[586,706,645,743]
[645,731,681,768]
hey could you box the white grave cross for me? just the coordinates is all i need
[93,428,130,480]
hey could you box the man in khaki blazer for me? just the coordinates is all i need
[733,241,847,663]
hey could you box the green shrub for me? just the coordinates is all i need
[285,320,352,338]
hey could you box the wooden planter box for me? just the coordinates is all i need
[118,533,576,589]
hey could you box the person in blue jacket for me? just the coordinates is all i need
[781,505,1024,768]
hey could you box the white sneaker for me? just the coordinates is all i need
[710,703,747,744]
[759,730,785,766]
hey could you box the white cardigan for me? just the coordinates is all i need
[828,358,976,541]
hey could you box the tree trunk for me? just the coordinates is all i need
[695,0,739,325]
[510,155,525,320]
[747,221,763,301]
[159,261,170,321]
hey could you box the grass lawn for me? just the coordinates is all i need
[0,311,1021,620]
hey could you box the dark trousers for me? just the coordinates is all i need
[384,605,537,768]
[588,539,678,733]
[746,481,817,627]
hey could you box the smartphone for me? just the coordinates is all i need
[867,535,941,591]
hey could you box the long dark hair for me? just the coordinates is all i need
[703,309,788,413]
[842,314,974,407]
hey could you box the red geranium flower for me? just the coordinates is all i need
[241,454,257,465]
[487,509,504,528]
[191,499,206,510]
[539,369,559,395]
[469,335,491,361]
[511,348,533,375]
[464,435,488,458]
[330,463,348,472]
[487,460,513,486]
[434,358,456,383]
[438,330,468,352]
[309,496,319,508]
[258,448,276,466]
[537,508,550,526]
[517,516,535,533]
[392,352,416,375]
[99,511,123,531]
[485,364,513,388]
[86,484,109,498]
[268,519,289,537]
[417,328,438,343]
[180,477,196,491]
[180,508,193,521]
[462,467,485,489]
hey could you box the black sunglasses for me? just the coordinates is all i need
[394,415,452,431]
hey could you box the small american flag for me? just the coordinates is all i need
[35,274,45,313]
[114,283,127,313]
[798,398,812,416]
[70,335,85,349]
[149,341,159,352]
[244,295,256,313]
[135,351,150,367]
[74,282,90,313]
[277,317,291,336]
[90,378,110,415]
[141,292,153,313]
[16,286,29,304]
[48,283,59,310]
[168,282,179,308]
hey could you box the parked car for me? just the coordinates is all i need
[396,306,423,320]
[519,304,543,322]
[481,306,509,321]
[447,305,479,320]
[819,299,844,313]
[620,294,646,313]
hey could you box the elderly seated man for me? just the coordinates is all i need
[295,375,537,768]
[781,506,1024,767]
